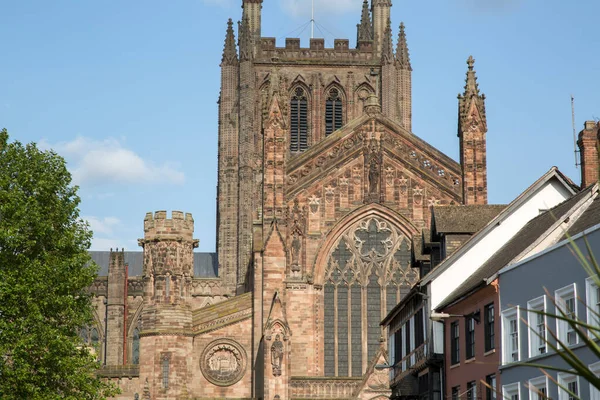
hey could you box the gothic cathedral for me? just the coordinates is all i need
[93,1,488,398]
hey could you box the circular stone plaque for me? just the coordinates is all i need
[200,339,247,386]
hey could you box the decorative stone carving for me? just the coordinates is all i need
[271,334,284,376]
[200,339,247,386]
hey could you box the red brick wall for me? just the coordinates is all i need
[441,284,500,399]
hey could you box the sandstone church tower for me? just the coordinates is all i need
[211,0,488,397]
[92,2,490,399]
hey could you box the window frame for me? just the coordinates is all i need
[484,302,495,352]
[502,382,520,400]
[586,276,600,333]
[161,353,171,389]
[290,86,309,153]
[555,283,578,348]
[502,307,520,364]
[557,372,579,400]
[527,295,547,358]
[528,375,548,400]
[589,361,600,400]
[466,380,476,400]
[485,374,497,400]
[324,87,344,136]
[466,315,475,360]
[450,320,460,365]
[451,385,460,400]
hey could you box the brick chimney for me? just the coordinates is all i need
[577,121,600,188]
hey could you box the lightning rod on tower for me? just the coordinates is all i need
[571,94,579,168]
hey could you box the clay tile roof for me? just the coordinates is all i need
[436,185,596,310]
[432,204,507,235]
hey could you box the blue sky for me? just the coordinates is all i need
[2,0,599,252]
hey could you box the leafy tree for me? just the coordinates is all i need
[0,129,118,399]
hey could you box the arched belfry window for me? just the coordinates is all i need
[323,217,418,377]
[325,88,343,136]
[290,87,308,152]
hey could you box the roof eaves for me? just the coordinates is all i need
[420,167,574,286]
[489,220,600,283]
[437,188,594,309]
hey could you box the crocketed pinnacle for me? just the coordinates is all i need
[381,18,393,65]
[238,16,253,62]
[221,19,238,66]
[396,22,411,70]
[356,0,373,44]
[458,55,487,128]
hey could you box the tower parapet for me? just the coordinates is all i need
[142,210,196,241]
[257,37,376,64]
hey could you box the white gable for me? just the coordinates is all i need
[428,177,573,311]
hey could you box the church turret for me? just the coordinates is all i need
[138,211,198,399]
[217,19,240,294]
[395,22,412,131]
[242,0,262,52]
[371,0,391,55]
[237,16,257,294]
[458,56,488,205]
[356,0,373,51]
[380,18,395,119]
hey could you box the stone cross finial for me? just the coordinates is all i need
[467,55,475,70]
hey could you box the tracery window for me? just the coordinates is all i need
[79,326,101,361]
[132,327,140,365]
[290,87,308,152]
[325,88,343,136]
[323,217,418,377]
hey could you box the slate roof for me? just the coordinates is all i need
[89,251,218,278]
[420,166,578,286]
[411,233,430,262]
[192,292,252,327]
[432,205,506,235]
[436,184,596,310]
[563,192,600,238]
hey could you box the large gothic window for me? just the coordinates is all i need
[325,88,343,136]
[323,217,418,377]
[290,87,308,152]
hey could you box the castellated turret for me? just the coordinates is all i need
[138,211,198,399]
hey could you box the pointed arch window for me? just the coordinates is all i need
[325,88,343,136]
[290,87,308,152]
[132,327,140,365]
[323,217,417,377]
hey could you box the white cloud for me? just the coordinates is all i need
[280,0,360,18]
[90,237,125,251]
[83,215,121,235]
[39,136,185,186]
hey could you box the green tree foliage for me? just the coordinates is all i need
[0,129,118,399]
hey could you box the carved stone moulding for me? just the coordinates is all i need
[200,338,247,387]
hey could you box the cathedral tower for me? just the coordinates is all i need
[458,56,488,205]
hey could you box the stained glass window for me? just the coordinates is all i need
[323,217,417,376]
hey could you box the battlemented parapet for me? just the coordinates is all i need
[257,37,376,64]
[142,210,196,242]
